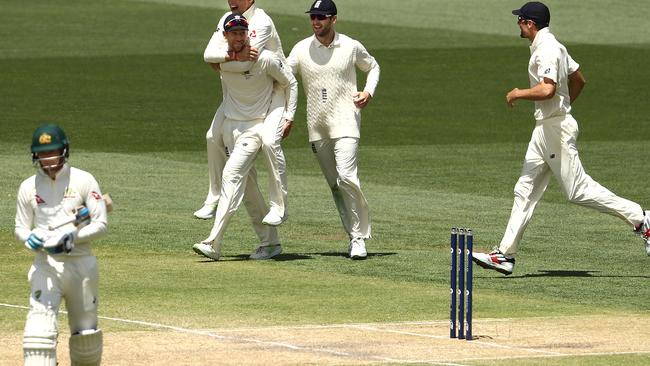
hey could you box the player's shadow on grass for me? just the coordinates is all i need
[503,270,650,279]
[312,251,397,258]
[198,253,315,262]
[195,252,397,262]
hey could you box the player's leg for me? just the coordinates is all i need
[312,139,353,235]
[63,256,102,366]
[549,116,644,222]
[331,137,370,259]
[260,88,288,226]
[546,116,648,252]
[195,106,227,219]
[24,259,63,366]
[473,125,551,275]
[197,120,264,257]
[242,167,282,259]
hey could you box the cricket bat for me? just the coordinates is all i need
[48,193,114,230]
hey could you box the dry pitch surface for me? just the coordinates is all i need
[1,314,649,365]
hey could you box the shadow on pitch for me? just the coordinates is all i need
[195,252,397,263]
[499,270,650,279]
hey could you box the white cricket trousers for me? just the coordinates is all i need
[311,137,371,240]
[204,119,279,246]
[27,254,99,332]
[203,89,288,217]
[499,115,644,256]
[23,254,99,364]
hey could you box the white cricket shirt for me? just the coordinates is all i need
[15,164,108,257]
[287,32,380,141]
[220,49,297,122]
[528,28,580,121]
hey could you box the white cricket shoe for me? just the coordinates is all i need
[262,210,287,226]
[349,238,367,260]
[472,249,515,275]
[193,203,217,220]
[249,244,283,260]
[635,211,650,256]
[192,242,221,261]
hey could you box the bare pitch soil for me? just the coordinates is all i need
[2,315,649,365]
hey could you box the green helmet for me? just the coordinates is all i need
[31,123,70,161]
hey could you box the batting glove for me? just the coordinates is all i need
[25,231,46,251]
[74,206,91,227]
[43,231,75,255]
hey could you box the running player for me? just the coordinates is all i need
[472,2,650,275]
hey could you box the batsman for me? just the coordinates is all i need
[15,124,109,366]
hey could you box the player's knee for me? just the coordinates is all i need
[222,169,245,186]
[23,309,58,365]
[69,329,103,366]
[337,175,360,190]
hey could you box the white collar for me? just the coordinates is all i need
[530,27,552,53]
[312,32,340,48]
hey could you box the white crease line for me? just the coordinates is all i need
[0,303,350,357]
[371,356,471,366]
[457,350,650,362]
[4,303,648,363]
[347,324,568,356]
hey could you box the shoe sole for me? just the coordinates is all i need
[262,220,282,227]
[350,253,367,260]
[471,257,512,275]
[250,247,282,260]
[194,214,215,220]
[193,246,219,261]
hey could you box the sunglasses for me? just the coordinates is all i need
[310,14,332,21]
[517,16,535,24]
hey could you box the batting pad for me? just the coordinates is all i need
[70,328,103,366]
[23,309,58,366]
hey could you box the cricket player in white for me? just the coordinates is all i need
[196,0,292,226]
[16,124,108,365]
[287,0,380,259]
[472,2,650,275]
[193,13,298,261]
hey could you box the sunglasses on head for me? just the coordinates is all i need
[225,18,249,29]
[310,14,332,20]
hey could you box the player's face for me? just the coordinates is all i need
[36,149,65,177]
[228,0,253,13]
[224,30,249,53]
[310,14,336,38]
[517,16,535,39]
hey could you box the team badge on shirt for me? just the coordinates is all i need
[544,68,551,74]
[35,194,45,205]
[250,30,256,38]
[91,191,102,200]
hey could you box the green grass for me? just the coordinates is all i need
[1,0,650,364]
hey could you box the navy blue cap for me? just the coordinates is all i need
[306,0,337,16]
[512,2,550,28]
[223,13,249,32]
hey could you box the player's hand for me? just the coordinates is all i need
[74,206,91,228]
[353,91,372,109]
[24,229,47,251]
[43,231,75,255]
[237,46,259,62]
[506,88,519,108]
[281,119,293,139]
